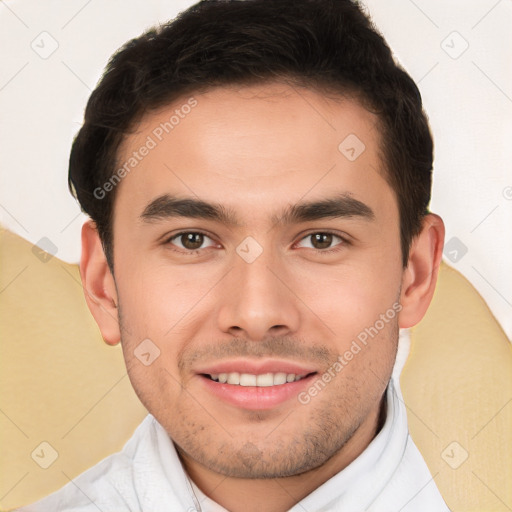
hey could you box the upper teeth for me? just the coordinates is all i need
[210,372,304,387]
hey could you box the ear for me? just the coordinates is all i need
[80,220,120,345]
[399,213,445,329]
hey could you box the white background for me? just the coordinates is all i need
[1,0,511,339]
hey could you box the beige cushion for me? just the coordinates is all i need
[0,226,146,510]
[404,262,512,511]
[0,226,510,510]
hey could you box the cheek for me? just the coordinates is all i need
[115,260,201,339]
[295,259,400,335]
[295,260,401,388]
[114,262,219,397]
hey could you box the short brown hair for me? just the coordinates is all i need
[69,0,433,270]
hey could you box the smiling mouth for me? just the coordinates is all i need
[203,372,317,387]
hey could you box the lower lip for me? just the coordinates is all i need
[199,374,317,410]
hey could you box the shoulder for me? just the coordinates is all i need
[13,415,157,512]
[369,434,451,511]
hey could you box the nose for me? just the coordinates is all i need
[216,244,301,341]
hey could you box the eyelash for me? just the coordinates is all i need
[164,230,351,256]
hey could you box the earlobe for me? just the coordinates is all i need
[80,220,121,345]
[398,213,445,329]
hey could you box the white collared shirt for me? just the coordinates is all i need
[17,331,450,512]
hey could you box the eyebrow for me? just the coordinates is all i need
[139,193,375,227]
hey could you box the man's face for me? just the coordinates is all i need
[111,83,404,478]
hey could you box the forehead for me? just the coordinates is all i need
[113,83,395,227]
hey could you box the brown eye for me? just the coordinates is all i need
[180,232,205,250]
[167,231,216,253]
[310,233,334,249]
[296,232,347,253]
[181,233,204,249]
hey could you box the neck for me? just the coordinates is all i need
[180,394,387,512]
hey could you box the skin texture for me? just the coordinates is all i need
[80,83,445,512]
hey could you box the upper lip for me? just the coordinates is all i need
[194,358,318,376]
